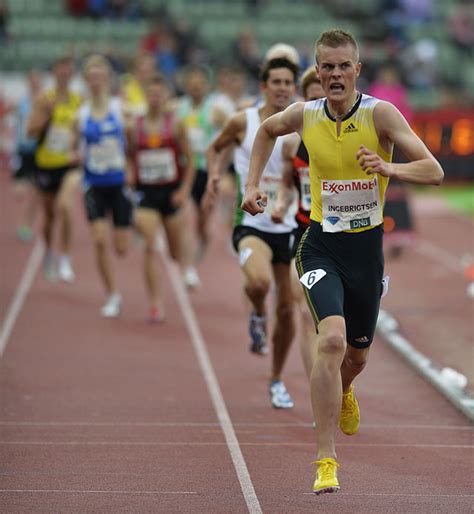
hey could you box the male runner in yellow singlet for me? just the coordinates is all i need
[27,56,82,282]
[241,29,444,495]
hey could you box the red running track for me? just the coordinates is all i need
[0,173,472,513]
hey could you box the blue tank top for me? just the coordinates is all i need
[79,97,127,187]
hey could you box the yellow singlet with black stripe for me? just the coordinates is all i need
[302,93,392,233]
[35,90,82,170]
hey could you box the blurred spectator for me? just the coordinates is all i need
[66,0,88,16]
[449,0,474,54]
[368,64,413,122]
[398,0,433,24]
[0,0,10,44]
[399,38,439,90]
[232,28,260,93]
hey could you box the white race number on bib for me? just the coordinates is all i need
[88,137,125,174]
[45,126,71,154]
[138,148,178,184]
[299,269,327,289]
[299,168,311,211]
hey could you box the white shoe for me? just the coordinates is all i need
[183,267,201,289]
[58,256,75,283]
[101,293,122,318]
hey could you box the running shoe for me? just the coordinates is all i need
[57,255,75,283]
[312,458,340,495]
[17,225,33,242]
[183,266,201,289]
[43,251,57,281]
[269,380,294,409]
[339,384,360,435]
[101,293,122,318]
[249,312,268,355]
[148,306,165,324]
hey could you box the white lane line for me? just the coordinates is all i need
[0,421,470,430]
[1,441,471,449]
[160,252,262,514]
[0,489,197,495]
[415,238,464,273]
[0,240,43,358]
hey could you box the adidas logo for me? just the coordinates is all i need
[343,122,358,133]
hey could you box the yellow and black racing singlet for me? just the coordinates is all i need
[35,90,82,170]
[302,94,392,233]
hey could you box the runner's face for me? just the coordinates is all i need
[53,62,73,88]
[147,83,166,111]
[316,44,360,104]
[262,68,296,110]
[305,82,325,101]
[86,65,110,95]
[185,72,209,101]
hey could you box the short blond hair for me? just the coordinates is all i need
[82,54,112,76]
[315,29,359,64]
[300,67,320,97]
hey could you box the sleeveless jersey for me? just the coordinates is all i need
[234,108,296,234]
[177,96,215,171]
[302,94,392,233]
[134,112,183,187]
[79,97,127,187]
[35,89,82,169]
[292,141,311,228]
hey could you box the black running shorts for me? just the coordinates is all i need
[191,169,208,207]
[84,184,132,227]
[295,220,384,349]
[232,225,294,265]
[36,165,73,194]
[135,183,181,217]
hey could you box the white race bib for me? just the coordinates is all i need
[260,176,280,212]
[88,137,125,174]
[138,148,178,184]
[188,126,207,154]
[321,177,382,232]
[45,126,71,154]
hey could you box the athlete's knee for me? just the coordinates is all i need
[115,244,128,258]
[246,277,271,299]
[275,301,294,325]
[318,330,346,356]
[343,351,368,374]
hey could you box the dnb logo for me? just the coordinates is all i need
[350,217,370,229]
[326,216,340,225]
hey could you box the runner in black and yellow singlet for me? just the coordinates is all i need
[241,29,444,495]
[27,56,82,283]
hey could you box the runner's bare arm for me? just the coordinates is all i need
[176,118,196,198]
[358,101,444,185]
[203,112,246,211]
[242,102,304,215]
[271,133,299,223]
[26,94,52,138]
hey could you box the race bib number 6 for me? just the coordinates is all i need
[299,269,327,289]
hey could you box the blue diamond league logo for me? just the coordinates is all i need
[327,216,339,225]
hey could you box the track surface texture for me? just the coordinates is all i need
[1,173,472,513]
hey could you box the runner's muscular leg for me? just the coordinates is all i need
[135,208,159,308]
[239,235,273,316]
[271,262,296,381]
[56,170,80,253]
[311,315,347,460]
[340,345,370,393]
[41,192,55,250]
[91,219,115,295]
